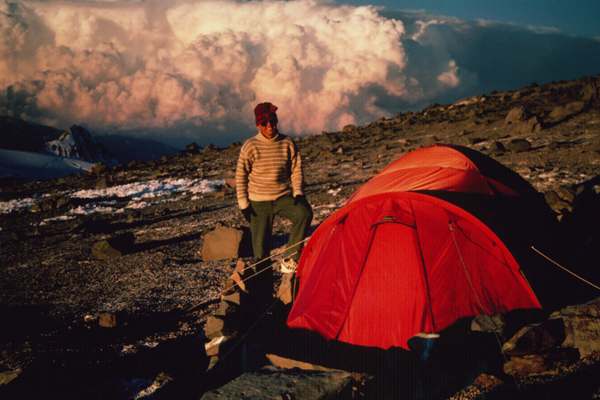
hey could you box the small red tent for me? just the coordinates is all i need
[287,145,542,350]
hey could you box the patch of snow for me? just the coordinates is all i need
[1,177,225,218]
[40,215,77,225]
[72,178,224,200]
[312,203,338,210]
[121,344,136,354]
[126,201,150,209]
[70,205,116,215]
[190,179,225,194]
[327,188,342,196]
[0,198,37,215]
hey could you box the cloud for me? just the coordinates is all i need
[0,0,408,144]
[1,1,600,147]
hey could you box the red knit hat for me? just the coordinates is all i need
[254,102,278,126]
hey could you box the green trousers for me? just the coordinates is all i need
[248,195,312,303]
[249,194,313,261]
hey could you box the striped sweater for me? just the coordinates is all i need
[235,132,303,209]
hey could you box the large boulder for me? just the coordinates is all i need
[201,368,354,400]
[201,225,243,261]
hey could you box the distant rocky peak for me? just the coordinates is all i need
[46,125,112,163]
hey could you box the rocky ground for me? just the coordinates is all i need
[1,75,599,399]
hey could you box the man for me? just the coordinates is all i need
[235,102,312,303]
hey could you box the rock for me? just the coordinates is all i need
[91,232,135,260]
[265,354,336,371]
[502,318,566,356]
[547,101,587,124]
[524,116,543,133]
[83,314,96,323]
[98,312,117,328]
[201,226,243,261]
[204,335,233,358]
[276,272,295,305]
[545,191,573,215]
[551,297,600,357]
[503,348,580,377]
[201,368,354,400]
[555,186,576,204]
[489,141,506,154]
[222,259,248,294]
[505,106,543,133]
[0,369,21,386]
[471,314,505,334]
[505,106,528,124]
[221,291,242,306]
[203,316,226,339]
[342,124,356,133]
[92,240,124,259]
[503,354,550,376]
[214,300,238,317]
[506,138,531,153]
[472,373,503,391]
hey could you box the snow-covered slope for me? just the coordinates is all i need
[0,148,95,180]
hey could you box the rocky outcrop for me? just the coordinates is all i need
[501,297,600,377]
[201,367,354,400]
[45,125,114,164]
[552,297,600,357]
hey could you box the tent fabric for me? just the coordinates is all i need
[347,145,525,203]
[287,145,543,350]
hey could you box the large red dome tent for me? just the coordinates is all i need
[287,144,554,350]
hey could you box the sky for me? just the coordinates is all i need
[1,0,599,148]
[347,0,600,39]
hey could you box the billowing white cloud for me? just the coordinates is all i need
[0,0,410,142]
[437,60,459,88]
[1,0,600,147]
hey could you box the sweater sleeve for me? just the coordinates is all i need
[290,140,304,197]
[235,143,252,209]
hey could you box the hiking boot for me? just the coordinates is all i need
[278,258,297,274]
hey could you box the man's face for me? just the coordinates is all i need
[257,119,278,139]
